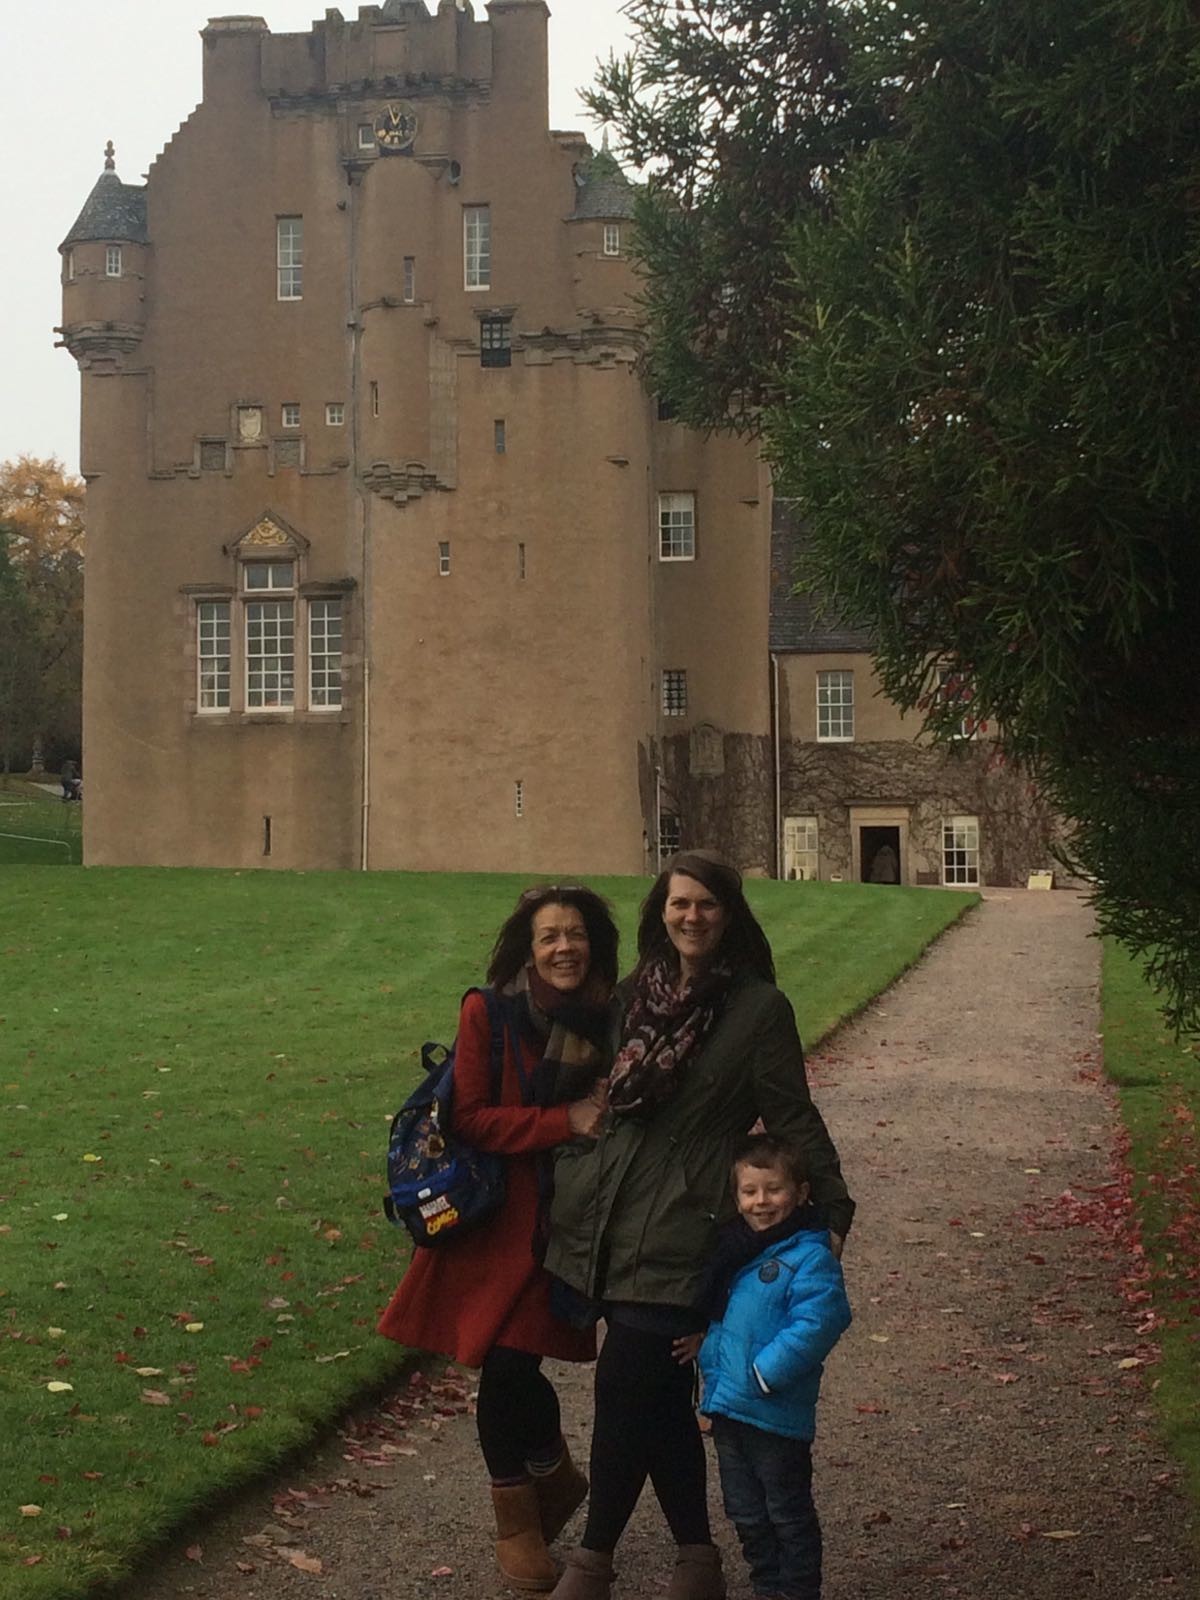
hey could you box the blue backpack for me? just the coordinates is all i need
[383,987,514,1248]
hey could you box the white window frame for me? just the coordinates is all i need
[308,599,342,710]
[276,217,303,301]
[243,561,295,592]
[357,122,375,150]
[783,815,819,881]
[105,244,122,278]
[658,811,682,858]
[514,779,524,818]
[662,669,688,717]
[281,403,301,430]
[196,601,231,713]
[464,205,491,290]
[942,815,981,887]
[817,670,855,742]
[325,402,345,427]
[438,541,451,577]
[658,492,696,561]
[403,256,416,303]
[65,249,75,282]
[603,223,621,257]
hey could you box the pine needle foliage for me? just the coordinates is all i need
[590,0,1200,1033]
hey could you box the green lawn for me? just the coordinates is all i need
[1102,943,1200,1507]
[0,866,974,1595]
[0,782,82,866]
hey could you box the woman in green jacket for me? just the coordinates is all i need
[545,851,854,1600]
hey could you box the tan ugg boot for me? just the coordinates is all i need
[548,1547,614,1600]
[665,1543,727,1600]
[491,1482,558,1592]
[530,1447,589,1543]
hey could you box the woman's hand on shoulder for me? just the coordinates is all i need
[566,1078,609,1140]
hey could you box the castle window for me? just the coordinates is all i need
[244,561,295,591]
[370,381,380,418]
[658,493,696,561]
[658,811,682,858]
[65,250,75,282]
[942,816,980,886]
[662,670,688,717]
[480,317,512,368]
[196,602,231,712]
[105,245,123,278]
[517,541,526,579]
[783,815,819,881]
[308,599,343,709]
[817,670,854,741]
[325,402,345,426]
[357,123,375,150]
[514,780,524,818]
[438,541,451,577]
[494,418,507,454]
[281,403,301,429]
[403,256,416,303]
[199,440,228,473]
[277,217,303,301]
[603,224,621,257]
[464,205,491,290]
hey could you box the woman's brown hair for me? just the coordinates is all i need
[487,883,620,989]
[635,849,775,983]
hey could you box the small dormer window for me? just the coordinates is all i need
[105,245,123,278]
[603,224,621,257]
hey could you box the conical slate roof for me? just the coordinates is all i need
[61,154,147,251]
[572,147,637,221]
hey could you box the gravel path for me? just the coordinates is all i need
[118,889,1197,1600]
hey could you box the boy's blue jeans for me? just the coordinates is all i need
[710,1415,821,1600]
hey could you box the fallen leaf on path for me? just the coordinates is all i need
[140,1389,171,1406]
[19,1505,42,1517]
[1041,1529,1082,1539]
[185,1544,203,1562]
[431,1566,454,1577]
[288,1553,323,1573]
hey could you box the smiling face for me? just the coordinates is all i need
[734,1160,809,1232]
[529,901,592,993]
[662,871,729,975]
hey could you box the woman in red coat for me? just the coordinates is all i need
[379,884,617,1592]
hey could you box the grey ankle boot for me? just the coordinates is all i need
[665,1543,726,1600]
[548,1547,614,1600]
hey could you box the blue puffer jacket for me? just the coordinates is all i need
[698,1227,851,1442]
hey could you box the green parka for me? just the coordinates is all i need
[544,974,854,1309]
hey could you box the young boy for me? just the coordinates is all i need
[684,1133,851,1600]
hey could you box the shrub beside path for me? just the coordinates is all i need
[119,889,1196,1600]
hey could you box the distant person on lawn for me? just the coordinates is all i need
[60,759,80,802]
[679,1133,851,1600]
[378,885,618,1593]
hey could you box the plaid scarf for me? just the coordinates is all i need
[608,957,732,1117]
[511,966,612,1107]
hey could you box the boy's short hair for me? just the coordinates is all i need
[731,1133,810,1189]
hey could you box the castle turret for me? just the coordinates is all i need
[58,142,148,366]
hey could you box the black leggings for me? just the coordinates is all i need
[582,1319,712,1551]
[476,1346,562,1480]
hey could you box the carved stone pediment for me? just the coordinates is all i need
[226,511,311,555]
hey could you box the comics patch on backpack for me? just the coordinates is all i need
[383,987,508,1248]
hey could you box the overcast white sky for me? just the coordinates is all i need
[0,0,634,476]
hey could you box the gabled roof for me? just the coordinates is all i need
[61,160,147,251]
[572,147,637,221]
[770,502,873,653]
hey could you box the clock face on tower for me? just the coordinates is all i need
[374,102,418,153]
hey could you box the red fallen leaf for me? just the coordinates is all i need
[855,1401,887,1414]
[113,1351,131,1364]
[38,1474,59,1485]
[21,1556,44,1566]
[185,1544,203,1562]
[288,1553,323,1573]
[431,1566,454,1578]
[140,1389,172,1406]
[243,1405,264,1419]
[81,1471,104,1481]
[993,1373,1019,1385]
[202,1432,222,1446]
[55,1526,72,1540]
[132,1326,147,1338]
[192,1256,215,1267]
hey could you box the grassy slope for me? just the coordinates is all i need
[0,867,974,1595]
[1101,943,1200,1506]
[0,782,82,866]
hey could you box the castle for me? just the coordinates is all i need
[59,1,1060,886]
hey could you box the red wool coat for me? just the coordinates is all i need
[377,990,597,1369]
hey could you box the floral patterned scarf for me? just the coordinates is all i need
[608,957,732,1117]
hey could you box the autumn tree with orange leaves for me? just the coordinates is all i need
[0,457,84,774]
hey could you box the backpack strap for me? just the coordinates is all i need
[471,986,532,1107]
